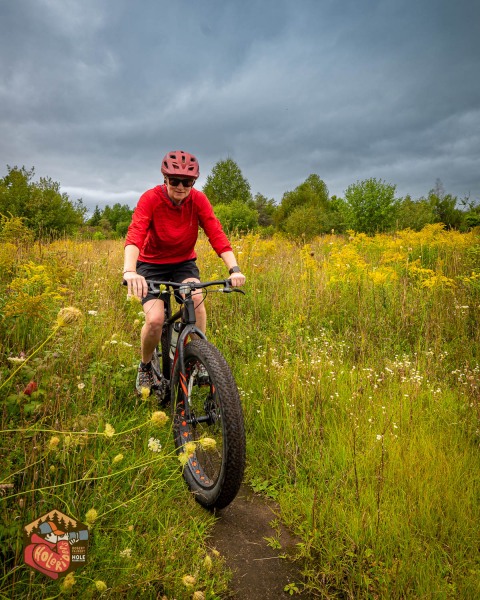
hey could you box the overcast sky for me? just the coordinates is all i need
[1,0,479,212]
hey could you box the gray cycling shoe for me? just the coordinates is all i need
[196,363,210,386]
[136,362,154,396]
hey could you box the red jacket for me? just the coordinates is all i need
[24,534,71,579]
[125,185,232,264]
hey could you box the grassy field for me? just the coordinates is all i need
[1,224,479,598]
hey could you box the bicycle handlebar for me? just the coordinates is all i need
[145,279,245,296]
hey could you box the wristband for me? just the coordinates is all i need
[229,266,241,275]
[123,270,136,274]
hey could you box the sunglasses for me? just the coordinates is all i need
[168,177,195,188]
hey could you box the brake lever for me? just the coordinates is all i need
[222,282,245,295]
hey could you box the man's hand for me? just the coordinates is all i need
[229,271,246,287]
[124,271,148,300]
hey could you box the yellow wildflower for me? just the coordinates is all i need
[48,436,60,451]
[126,293,141,303]
[182,575,196,587]
[203,554,212,571]
[211,548,220,558]
[151,411,168,427]
[178,453,189,466]
[141,386,150,400]
[61,572,76,590]
[185,441,196,455]
[192,592,205,600]
[112,453,124,464]
[198,437,217,451]
[56,306,82,327]
[104,423,115,438]
[85,508,98,525]
[95,580,107,592]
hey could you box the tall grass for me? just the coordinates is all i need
[214,225,480,598]
[0,239,227,599]
[1,224,479,598]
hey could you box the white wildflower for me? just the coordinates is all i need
[148,437,162,452]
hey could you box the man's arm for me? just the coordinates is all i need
[123,244,148,299]
[220,251,246,287]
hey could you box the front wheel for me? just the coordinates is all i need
[172,339,246,509]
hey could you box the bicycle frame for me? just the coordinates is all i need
[147,279,242,411]
[144,278,246,509]
[162,287,206,383]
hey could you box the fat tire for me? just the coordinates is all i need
[172,339,246,510]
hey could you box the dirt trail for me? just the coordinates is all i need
[210,485,314,599]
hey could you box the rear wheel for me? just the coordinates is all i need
[172,339,246,509]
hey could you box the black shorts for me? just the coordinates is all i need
[136,259,201,304]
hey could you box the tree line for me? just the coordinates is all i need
[1,161,479,241]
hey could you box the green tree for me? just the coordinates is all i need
[343,178,398,234]
[426,180,463,229]
[275,174,342,237]
[396,195,435,231]
[460,195,480,229]
[88,205,102,226]
[253,193,277,227]
[214,200,258,233]
[276,174,329,225]
[0,166,86,237]
[102,203,133,231]
[283,205,326,240]
[115,220,131,237]
[203,158,252,206]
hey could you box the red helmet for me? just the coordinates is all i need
[161,150,199,178]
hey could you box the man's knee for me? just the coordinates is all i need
[144,313,164,335]
[147,315,163,329]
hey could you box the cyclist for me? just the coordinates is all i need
[123,150,246,395]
